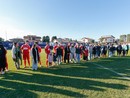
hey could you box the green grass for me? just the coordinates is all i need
[0,50,130,98]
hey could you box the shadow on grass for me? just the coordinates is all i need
[0,56,130,97]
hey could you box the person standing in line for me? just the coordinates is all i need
[60,44,64,62]
[53,52,57,65]
[109,44,115,57]
[88,44,93,60]
[122,43,127,56]
[12,42,20,69]
[54,42,58,54]
[83,47,88,61]
[70,44,76,63]
[92,45,96,59]
[75,44,82,63]
[80,44,83,59]
[17,44,22,65]
[0,42,6,74]
[21,40,31,68]
[96,44,101,58]
[126,44,129,55]
[116,43,122,57]
[64,43,70,63]
[48,51,53,67]
[35,41,42,67]
[56,44,63,65]
[45,42,50,67]
[102,43,107,58]
[31,44,39,70]
[5,48,9,71]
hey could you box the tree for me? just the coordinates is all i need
[46,36,50,43]
[127,34,130,42]
[120,35,126,42]
[42,36,46,42]
[42,36,50,43]
[51,36,57,42]
[91,40,95,43]
[0,37,4,42]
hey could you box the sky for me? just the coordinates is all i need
[0,0,130,41]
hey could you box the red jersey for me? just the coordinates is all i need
[60,45,64,50]
[37,45,42,53]
[54,45,58,53]
[21,44,30,54]
[84,49,88,56]
[45,45,50,55]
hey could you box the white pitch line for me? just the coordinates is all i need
[91,63,130,80]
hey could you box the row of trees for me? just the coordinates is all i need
[0,37,4,42]
[42,36,57,43]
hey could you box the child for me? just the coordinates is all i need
[48,51,53,67]
[53,53,57,65]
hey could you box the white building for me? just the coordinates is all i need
[81,37,95,43]
[100,35,115,43]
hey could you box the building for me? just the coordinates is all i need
[23,35,41,42]
[81,37,95,43]
[9,38,24,42]
[99,35,115,43]
[54,38,78,44]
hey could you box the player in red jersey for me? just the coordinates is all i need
[35,41,42,67]
[45,42,50,67]
[53,42,58,53]
[80,44,83,59]
[21,40,31,68]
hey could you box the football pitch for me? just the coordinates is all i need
[0,50,130,98]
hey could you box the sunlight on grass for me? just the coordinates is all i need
[0,50,130,98]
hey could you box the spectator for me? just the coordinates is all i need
[48,51,53,67]
[0,42,6,74]
[64,43,70,63]
[126,44,129,55]
[117,43,122,57]
[75,44,82,63]
[70,44,76,63]
[31,44,39,70]
[12,42,20,69]
[56,44,63,65]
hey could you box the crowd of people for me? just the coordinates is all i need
[0,40,129,75]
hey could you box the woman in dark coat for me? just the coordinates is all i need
[102,44,107,57]
[92,45,96,58]
[0,42,6,74]
[64,43,70,63]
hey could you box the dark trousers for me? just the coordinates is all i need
[64,53,70,63]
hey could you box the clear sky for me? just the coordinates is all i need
[0,0,130,41]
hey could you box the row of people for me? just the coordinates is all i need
[0,41,129,74]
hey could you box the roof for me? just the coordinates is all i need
[81,37,94,40]
[101,35,115,38]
